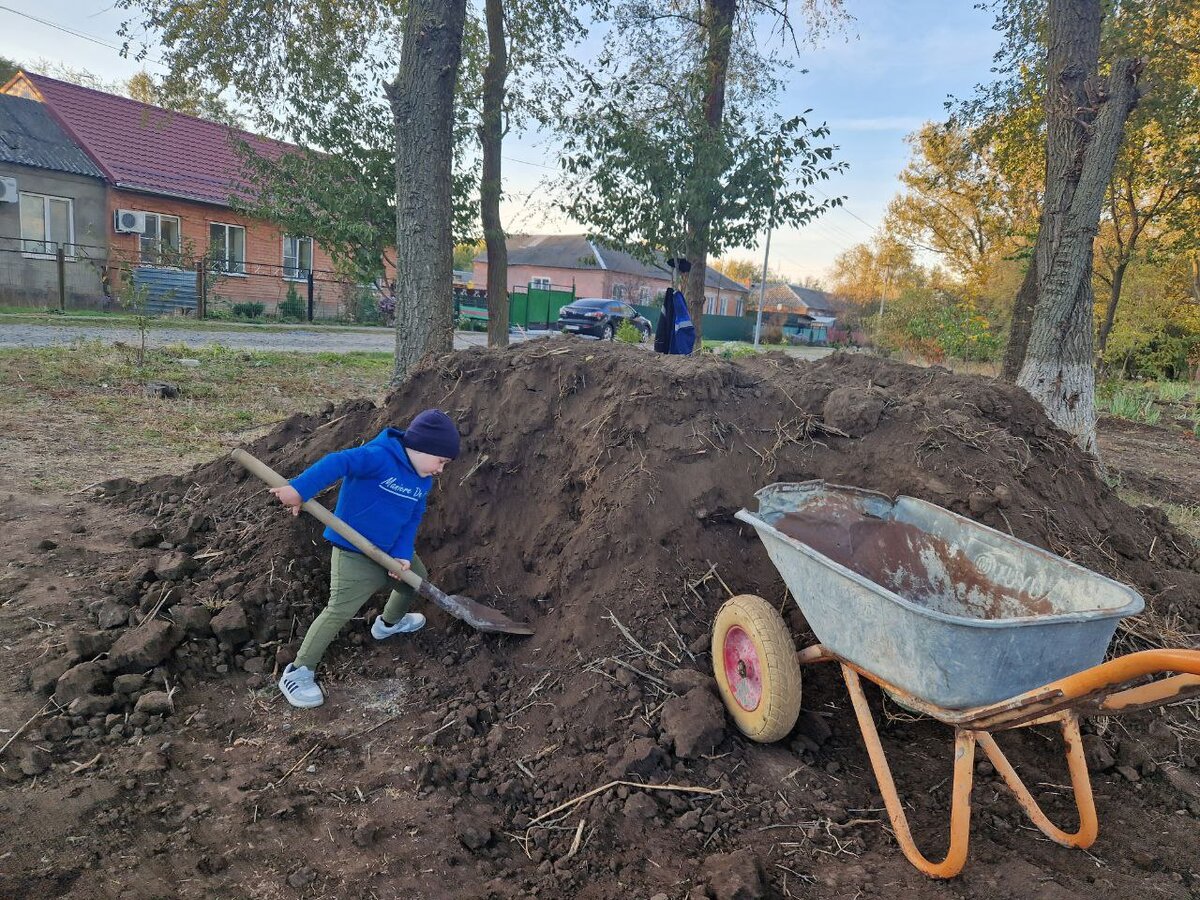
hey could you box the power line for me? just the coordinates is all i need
[0,4,163,66]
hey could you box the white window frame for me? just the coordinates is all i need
[529,276,552,290]
[208,222,247,276]
[735,297,745,317]
[19,191,74,259]
[139,213,183,267]
[611,282,626,301]
[283,235,314,282]
[637,285,651,304]
[704,294,717,315]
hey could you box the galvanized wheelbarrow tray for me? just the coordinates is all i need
[713,481,1200,879]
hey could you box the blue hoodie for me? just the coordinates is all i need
[289,428,430,562]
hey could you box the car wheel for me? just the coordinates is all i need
[603,324,614,340]
[639,325,651,343]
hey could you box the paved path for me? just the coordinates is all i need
[0,321,508,353]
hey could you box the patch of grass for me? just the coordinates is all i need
[1100,386,1161,425]
[0,342,393,490]
[1155,381,1193,404]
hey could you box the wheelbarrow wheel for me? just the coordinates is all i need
[711,594,802,743]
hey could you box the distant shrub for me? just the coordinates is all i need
[615,319,642,344]
[232,302,264,319]
[279,284,305,320]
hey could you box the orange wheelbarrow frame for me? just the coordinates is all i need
[798,644,1200,879]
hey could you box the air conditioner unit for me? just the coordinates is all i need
[0,176,16,203]
[114,209,147,234]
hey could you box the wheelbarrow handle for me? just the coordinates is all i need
[229,448,423,591]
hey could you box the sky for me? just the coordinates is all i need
[0,0,1004,283]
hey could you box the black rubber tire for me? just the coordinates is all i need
[603,324,615,340]
[711,594,802,743]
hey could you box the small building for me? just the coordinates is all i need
[474,234,750,316]
[1,71,346,315]
[0,92,108,307]
[751,281,843,344]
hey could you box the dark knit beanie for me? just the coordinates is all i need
[403,409,461,459]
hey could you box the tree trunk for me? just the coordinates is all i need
[1018,53,1143,454]
[1096,258,1128,354]
[480,0,509,348]
[1001,0,1099,382]
[385,0,468,384]
[681,0,736,349]
[1002,255,1039,381]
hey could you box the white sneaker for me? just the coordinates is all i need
[371,613,426,639]
[278,663,324,708]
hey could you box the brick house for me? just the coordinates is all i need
[750,282,844,344]
[474,234,750,316]
[0,91,108,307]
[1,71,346,315]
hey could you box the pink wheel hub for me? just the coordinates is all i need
[723,626,762,711]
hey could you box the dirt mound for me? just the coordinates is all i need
[13,341,1200,898]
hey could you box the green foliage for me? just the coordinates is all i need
[0,55,18,84]
[231,302,265,319]
[279,284,306,321]
[711,341,758,359]
[876,288,1002,362]
[1098,385,1162,425]
[559,86,843,262]
[456,315,487,332]
[555,1,847,267]
[353,287,383,325]
[1156,381,1192,403]
[116,277,157,367]
[615,319,641,344]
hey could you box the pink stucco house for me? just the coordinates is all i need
[473,234,750,316]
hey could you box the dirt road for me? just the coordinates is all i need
[0,321,499,353]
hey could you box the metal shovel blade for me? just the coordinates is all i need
[416,581,535,636]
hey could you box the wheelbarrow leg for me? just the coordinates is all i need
[842,665,977,879]
[976,712,1098,849]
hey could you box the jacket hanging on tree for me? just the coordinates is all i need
[668,289,696,354]
[653,287,674,353]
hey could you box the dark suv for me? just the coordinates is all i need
[557,298,652,341]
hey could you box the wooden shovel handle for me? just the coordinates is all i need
[229,448,423,591]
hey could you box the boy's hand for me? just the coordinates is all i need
[388,559,412,580]
[269,485,303,516]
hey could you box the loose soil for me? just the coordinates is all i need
[3,341,1200,900]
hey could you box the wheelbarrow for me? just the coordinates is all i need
[713,481,1200,879]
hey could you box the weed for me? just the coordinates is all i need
[615,319,642,344]
[1156,381,1192,404]
[1101,387,1161,425]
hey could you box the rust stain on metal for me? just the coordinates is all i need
[775,498,1053,620]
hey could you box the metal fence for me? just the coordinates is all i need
[0,235,389,323]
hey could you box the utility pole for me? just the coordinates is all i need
[754,153,780,348]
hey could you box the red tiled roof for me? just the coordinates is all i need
[17,72,289,208]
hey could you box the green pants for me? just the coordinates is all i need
[294,547,426,671]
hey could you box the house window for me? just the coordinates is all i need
[637,285,651,303]
[19,192,73,257]
[530,276,551,290]
[208,222,246,275]
[704,294,717,315]
[735,297,745,317]
[139,213,182,266]
[283,235,313,281]
[612,283,626,300]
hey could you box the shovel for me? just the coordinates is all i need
[230,448,534,636]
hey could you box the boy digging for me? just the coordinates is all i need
[269,409,460,708]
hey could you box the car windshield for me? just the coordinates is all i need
[570,299,610,308]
